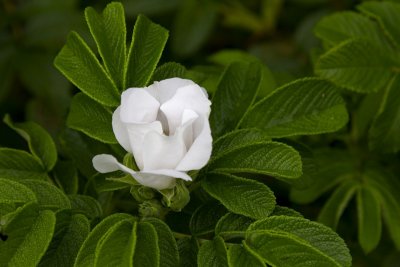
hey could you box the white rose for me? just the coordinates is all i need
[92,78,212,190]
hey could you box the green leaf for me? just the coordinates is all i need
[210,62,262,137]
[85,2,126,90]
[212,129,270,158]
[74,213,134,267]
[4,115,57,171]
[177,237,199,267]
[94,220,136,267]
[246,216,352,267]
[67,93,117,144]
[53,160,79,194]
[68,195,103,220]
[228,244,266,267]
[369,75,400,153]
[271,205,303,218]
[0,203,56,267]
[0,148,48,180]
[198,236,228,267]
[315,38,397,93]
[208,142,302,179]
[144,217,179,267]
[125,14,168,88]
[318,180,359,230]
[190,203,228,236]
[54,31,119,107]
[39,213,90,267]
[215,213,254,236]
[19,180,71,210]
[358,1,400,47]
[239,78,348,137]
[133,222,160,267]
[150,62,187,83]
[0,178,36,204]
[357,185,381,253]
[203,173,276,220]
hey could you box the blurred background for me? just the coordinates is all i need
[1,0,399,265]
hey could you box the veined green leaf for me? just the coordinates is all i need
[316,38,397,93]
[369,75,400,153]
[85,2,126,90]
[357,185,381,253]
[358,1,400,47]
[177,237,199,267]
[67,93,117,144]
[198,236,228,267]
[150,62,187,83]
[74,213,135,267]
[19,180,71,210]
[39,213,90,267]
[144,217,179,267]
[210,62,262,137]
[0,178,36,204]
[125,14,168,88]
[271,205,303,218]
[53,160,79,194]
[203,173,276,220]
[94,220,136,267]
[215,213,254,236]
[4,115,57,171]
[54,31,119,107]
[133,222,159,267]
[0,203,56,267]
[240,78,348,137]
[208,142,302,179]
[0,148,48,180]
[246,216,351,267]
[190,203,228,236]
[318,179,359,230]
[68,195,103,220]
[228,244,266,267]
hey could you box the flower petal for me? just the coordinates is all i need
[147,78,195,104]
[160,84,211,135]
[176,115,212,171]
[112,107,132,153]
[120,88,160,123]
[92,154,134,174]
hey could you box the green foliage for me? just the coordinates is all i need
[197,236,228,267]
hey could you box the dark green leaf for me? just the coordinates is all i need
[228,244,266,267]
[150,62,187,83]
[197,236,228,267]
[68,195,103,220]
[53,160,79,194]
[0,178,36,204]
[215,213,254,236]
[177,237,199,267]
[133,222,160,267]
[190,203,227,236]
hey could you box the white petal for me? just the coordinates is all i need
[125,121,163,170]
[120,88,160,123]
[176,115,212,171]
[141,130,186,171]
[160,84,211,135]
[132,170,191,190]
[92,154,134,174]
[147,78,195,104]
[112,107,132,153]
[180,109,199,150]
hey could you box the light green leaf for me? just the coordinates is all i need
[318,180,359,230]
[68,195,103,220]
[4,115,57,171]
[39,213,90,267]
[0,203,56,267]
[190,203,228,236]
[144,217,179,267]
[369,75,400,153]
[0,148,48,180]
[67,93,117,144]
[210,62,262,137]
[246,216,352,267]
[177,237,199,267]
[239,78,348,137]
[228,244,266,267]
[54,31,119,107]
[208,142,302,179]
[0,178,36,204]
[358,1,400,47]
[198,236,228,267]
[133,222,159,267]
[215,213,254,236]
[150,62,187,83]
[53,160,79,194]
[357,185,381,253]
[203,173,276,220]
[85,2,126,90]
[125,14,168,88]
[19,180,71,210]
[94,220,136,267]
[315,38,397,93]
[212,129,270,158]
[74,213,135,267]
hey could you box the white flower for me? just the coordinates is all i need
[92,78,212,190]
